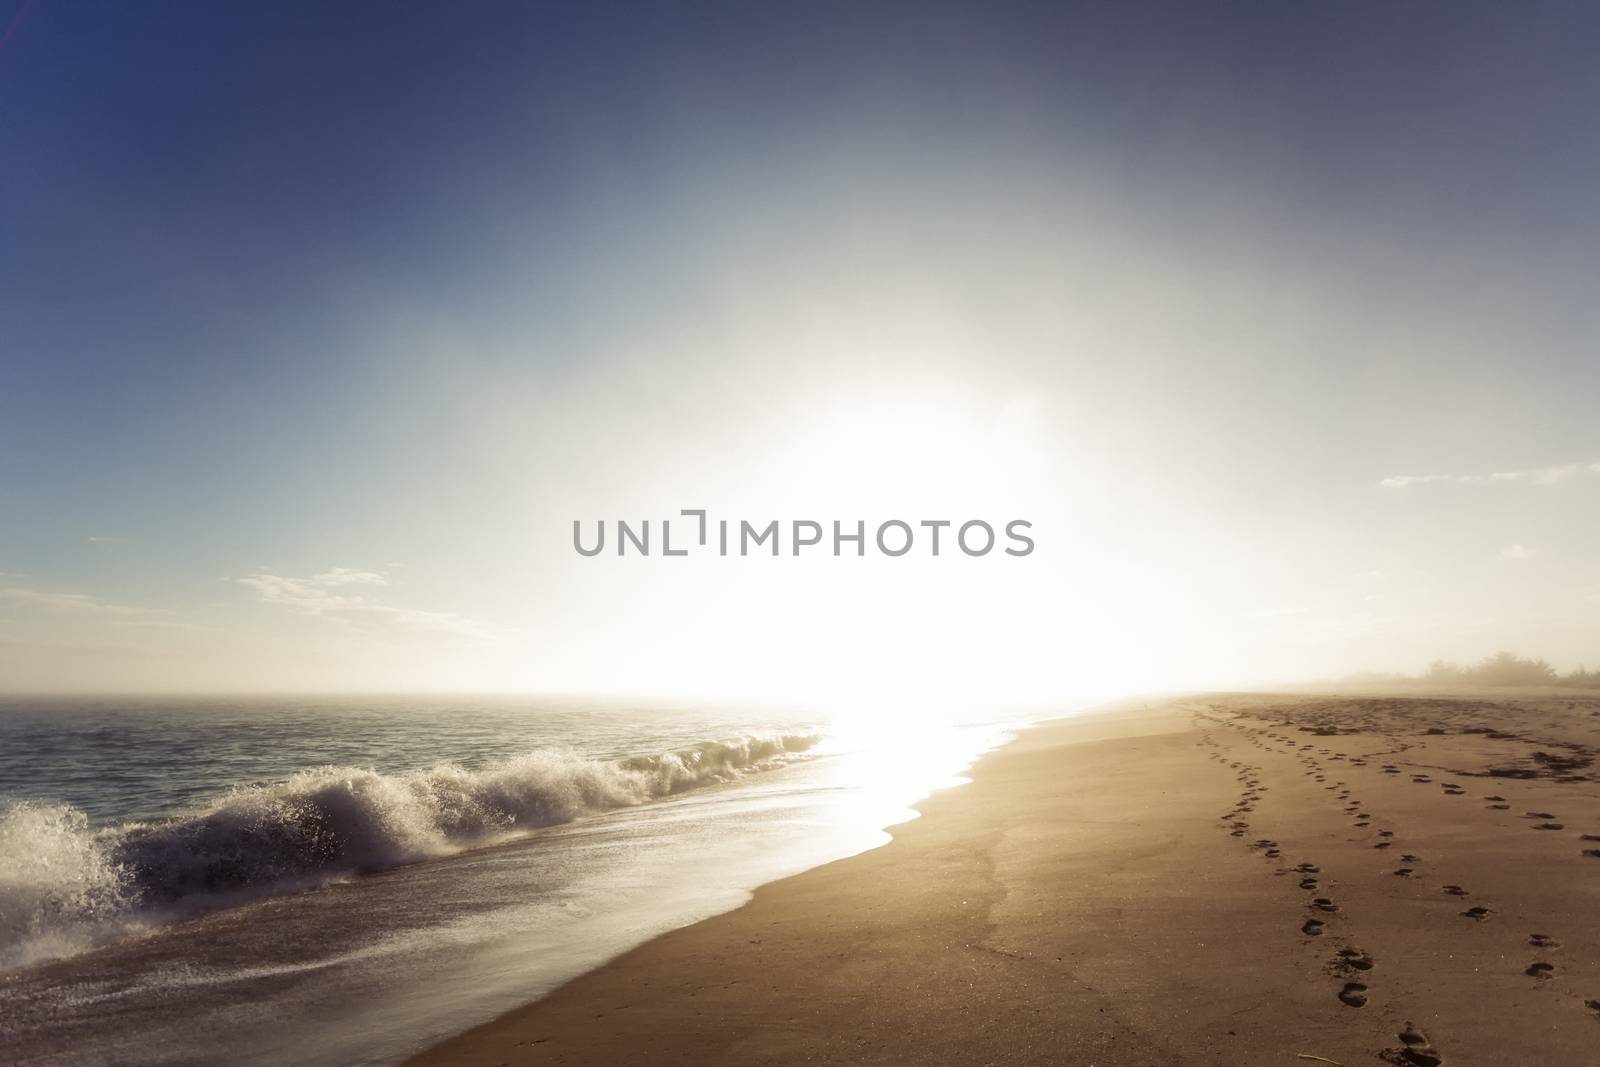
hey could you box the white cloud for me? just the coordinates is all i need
[1500,543,1534,561]
[236,568,498,640]
[1381,461,1600,489]
[0,586,151,617]
[311,568,389,587]
[0,585,210,631]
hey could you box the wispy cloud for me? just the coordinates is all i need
[0,586,152,617]
[1380,462,1600,489]
[0,584,209,630]
[1499,543,1534,561]
[237,568,498,639]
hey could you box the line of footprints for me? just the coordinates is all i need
[1196,709,1600,1065]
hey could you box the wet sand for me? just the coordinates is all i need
[411,692,1600,1066]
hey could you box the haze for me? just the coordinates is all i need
[2,3,1597,707]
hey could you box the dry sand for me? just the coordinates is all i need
[410,693,1600,1066]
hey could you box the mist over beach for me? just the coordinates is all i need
[2,2,1598,1064]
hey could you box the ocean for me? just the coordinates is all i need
[0,695,1018,1065]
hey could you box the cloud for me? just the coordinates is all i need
[1380,462,1600,489]
[0,584,210,631]
[0,586,152,617]
[236,568,498,639]
[310,568,389,587]
[1500,543,1534,560]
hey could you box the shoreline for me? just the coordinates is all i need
[409,691,1600,1066]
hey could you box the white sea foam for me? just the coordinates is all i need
[0,803,136,970]
[0,733,818,971]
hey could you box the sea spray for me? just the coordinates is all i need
[0,802,135,970]
[0,732,819,970]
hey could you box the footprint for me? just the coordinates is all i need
[1526,962,1555,979]
[1485,795,1506,801]
[1294,863,1320,873]
[1299,878,1320,890]
[1337,981,1368,1007]
[1487,803,1511,811]
[1525,811,1558,820]
[1462,906,1491,920]
[1401,854,1421,863]
[1337,947,1375,971]
[1529,933,1560,949]
[1384,1024,1444,1067]
[1375,841,1394,849]
[1302,919,1325,936]
[1312,898,1340,912]
[1394,868,1414,877]
[1442,885,1468,896]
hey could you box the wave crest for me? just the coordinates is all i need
[0,732,819,970]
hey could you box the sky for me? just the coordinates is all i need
[1,1,1597,706]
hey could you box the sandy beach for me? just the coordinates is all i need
[412,692,1600,1067]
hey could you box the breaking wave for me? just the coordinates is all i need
[0,733,819,971]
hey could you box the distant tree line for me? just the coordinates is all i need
[1416,651,1600,688]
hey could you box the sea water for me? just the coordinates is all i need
[0,695,1017,1065]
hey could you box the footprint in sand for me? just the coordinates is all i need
[1385,1024,1444,1067]
[1526,962,1555,979]
[1337,981,1368,1007]
[1442,885,1468,896]
[1584,849,1600,859]
[1294,863,1320,873]
[1529,933,1560,949]
[1525,811,1558,820]
[1400,853,1421,863]
[1312,897,1340,912]
[1485,795,1506,801]
[1375,841,1394,849]
[1487,803,1511,811]
[1337,947,1374,971]
[1302,918,1326,936]
[1461,906,1491,921]
[1393,868,1414,877]
[1532,823,1565,831]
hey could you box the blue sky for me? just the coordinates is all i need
[2,2,1597,697]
